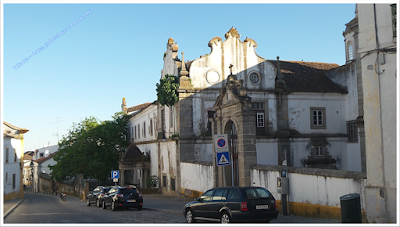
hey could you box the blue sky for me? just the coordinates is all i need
[2,2,356,152]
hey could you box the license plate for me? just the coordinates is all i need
[127,200,136,202]
[256,205,268,210]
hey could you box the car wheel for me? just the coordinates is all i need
[86,198,90,206]
[96,199,100,207]
[185,209,196,223]
[102,200,107,209]
[220,212,231,224]
[111,201,117,211]
[137,206,142,211]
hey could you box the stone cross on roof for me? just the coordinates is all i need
[229,64,233,75]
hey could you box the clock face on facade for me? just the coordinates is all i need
[206,70,220,84]
[249,72,260,85]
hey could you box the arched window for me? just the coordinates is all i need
[348,42,353,60]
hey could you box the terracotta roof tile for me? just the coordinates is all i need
[3,121,29,134]
[34,151,58,163]
[269,60,346,93]
[126,102,152,114]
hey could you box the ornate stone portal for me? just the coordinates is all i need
[118,143,150,188]
[211,68,257,187]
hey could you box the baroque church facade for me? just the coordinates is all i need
[119,26,365,195]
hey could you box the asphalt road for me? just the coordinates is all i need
[4,192,186,224]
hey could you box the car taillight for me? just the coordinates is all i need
[241,202,248,211]
[117,194,124,198]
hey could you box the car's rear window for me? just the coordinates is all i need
[245,188,271,199]
[120,188,137,194]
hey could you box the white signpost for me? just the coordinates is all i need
[214,134,230,186]
[111,170,119,185]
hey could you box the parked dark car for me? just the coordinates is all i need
[183,186,279,223]
[86,186,111,207]
[102,186,143,211]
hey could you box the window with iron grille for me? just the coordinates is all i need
[162,175,167,187]
[347,122,358,143]
[310,107,326,129]
[171,178,175,191]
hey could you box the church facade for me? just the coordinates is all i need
[120,27,365,195]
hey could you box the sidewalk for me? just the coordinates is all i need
[4,192,341,223]
[3,198,24,219]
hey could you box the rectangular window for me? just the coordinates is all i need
[138,124,140,138]
[170,106,174,127]
[162,175,167,187]
[161,109,165,131]
[143,122,146,138]
[171,178,175,191]
[6,148,9,163]
[310,107,326,129]
[315,146,323,156]
[131,127,133,141]
[251,102,264,110]
[135,126,137,139]
[257,113,264,127]
[40,153,44,157]
[13,174,16,189]
[391,4,397,38]
[150,119,153,136]
[14,149,17,162]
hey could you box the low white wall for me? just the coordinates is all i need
[180,162,213,193]
[251,166,366,209]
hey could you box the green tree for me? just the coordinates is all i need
[156,74,179,107]
[50,112,130,181]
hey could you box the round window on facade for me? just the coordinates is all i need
[206,70,220,85]
[249,72,260,85]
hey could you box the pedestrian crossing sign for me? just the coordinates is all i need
[216,151,230,166]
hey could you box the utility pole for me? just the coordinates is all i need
[50,117,62,143]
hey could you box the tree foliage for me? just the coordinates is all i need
[156,74,179,107]
[50,112,130,181]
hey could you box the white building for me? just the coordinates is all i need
[120,26,365,196]
[3,121,29,201]
[33,144,59,160]
[32,152,58,192]
[357,3,397,223]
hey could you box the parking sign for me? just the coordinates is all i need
[111,170,119,179]
[214,134,229,152]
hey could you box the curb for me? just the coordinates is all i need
[4,199,24,219]
[143,207,182,216]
